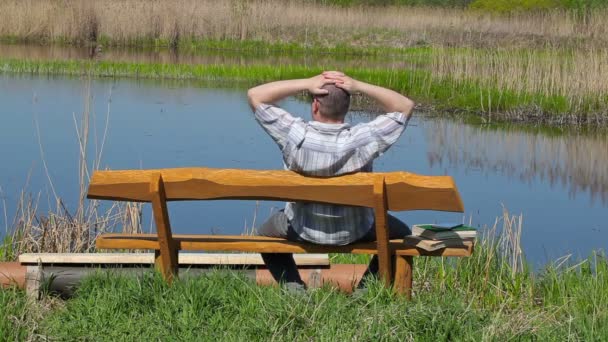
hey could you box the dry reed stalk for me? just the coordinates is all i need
[431,47,608,100]
[475,208,525,283]
[0,0,607,48]
[3,78,142,257]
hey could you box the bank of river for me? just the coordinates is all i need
[2,43,608,125]
[1,74,606,265]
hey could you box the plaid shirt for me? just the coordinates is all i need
[255,104,409,245]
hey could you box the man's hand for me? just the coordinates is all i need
[247,73,337,111]
[323,71,415,117]
[308,74,336,96]
[322,71,359,94]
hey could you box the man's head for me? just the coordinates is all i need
[311,84,351,123]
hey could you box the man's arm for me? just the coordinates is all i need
[323,72,415,118]
[247,75,335,111]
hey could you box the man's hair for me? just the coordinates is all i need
[314,84,350,119]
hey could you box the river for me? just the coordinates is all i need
[1,40,607,265]
[1,73,606,265]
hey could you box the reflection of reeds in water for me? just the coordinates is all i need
[425,119,608,205]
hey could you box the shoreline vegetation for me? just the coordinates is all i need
[1,0,607,49]
[2,210,608,339]
[2,53,607,126]
[1,0,607,125]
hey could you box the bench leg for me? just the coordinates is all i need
[154,249,178,281]
[393,255,413,300]
[150,174,178,283]
[373,176,392,285]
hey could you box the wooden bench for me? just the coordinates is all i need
[88,167,472,298]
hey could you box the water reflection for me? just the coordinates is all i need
[425,119,608,206]
[1,74,606,261]
[0,43,415,69]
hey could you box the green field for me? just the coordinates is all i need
[2,245,607,340]
[2,213,607,340]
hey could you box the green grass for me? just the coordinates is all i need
[0,233,21,262]
[1,286,38,342]
[470,0,607,12]
[160,38,426,58]
[315,0,471,8]
[2,247,607,340]
[1,57,601,122]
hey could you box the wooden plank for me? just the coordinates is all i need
[150,174,178,282]
[373,176,392,284]
[393,255,413,299]
[95,234,474,257]
[87,168,464,213]
[384,173,464,212]
[19,253,330,266]
[25,266,42,300]
[20,253,153,264]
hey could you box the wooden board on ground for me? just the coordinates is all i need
[18,253,330,266]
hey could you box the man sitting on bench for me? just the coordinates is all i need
[247,71,416,291]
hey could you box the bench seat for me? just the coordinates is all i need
[96,233,474,257]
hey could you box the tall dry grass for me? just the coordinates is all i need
[1,79,142,259]
[431,48,608,98]
[0,0,607,48]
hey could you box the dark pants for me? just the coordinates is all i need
[256,211,411,288]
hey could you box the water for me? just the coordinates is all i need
[1,74,606,265]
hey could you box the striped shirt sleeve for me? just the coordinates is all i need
[254,104,304,150]
[367,112,409,155]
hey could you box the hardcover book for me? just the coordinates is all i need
[411,224,477,240]
[404,235,475,252]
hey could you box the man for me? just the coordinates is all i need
[247,71,415,290]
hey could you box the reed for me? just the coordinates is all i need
[2,57,606,124]
[432,47,608,99]
[0,79,141,260]
[0,0,607,49]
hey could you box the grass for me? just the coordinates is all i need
[317,0,608,11]
[1,0,607,50]
[1,287,33,341]
[2,55,606,125]
[2,222,607,339]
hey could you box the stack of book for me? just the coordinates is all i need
[405,223,476,251]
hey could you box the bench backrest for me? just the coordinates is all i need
[87,167,464,212]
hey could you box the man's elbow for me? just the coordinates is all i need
[396,98,415,118]
[247,88,260,111]
[403,98,415,117]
